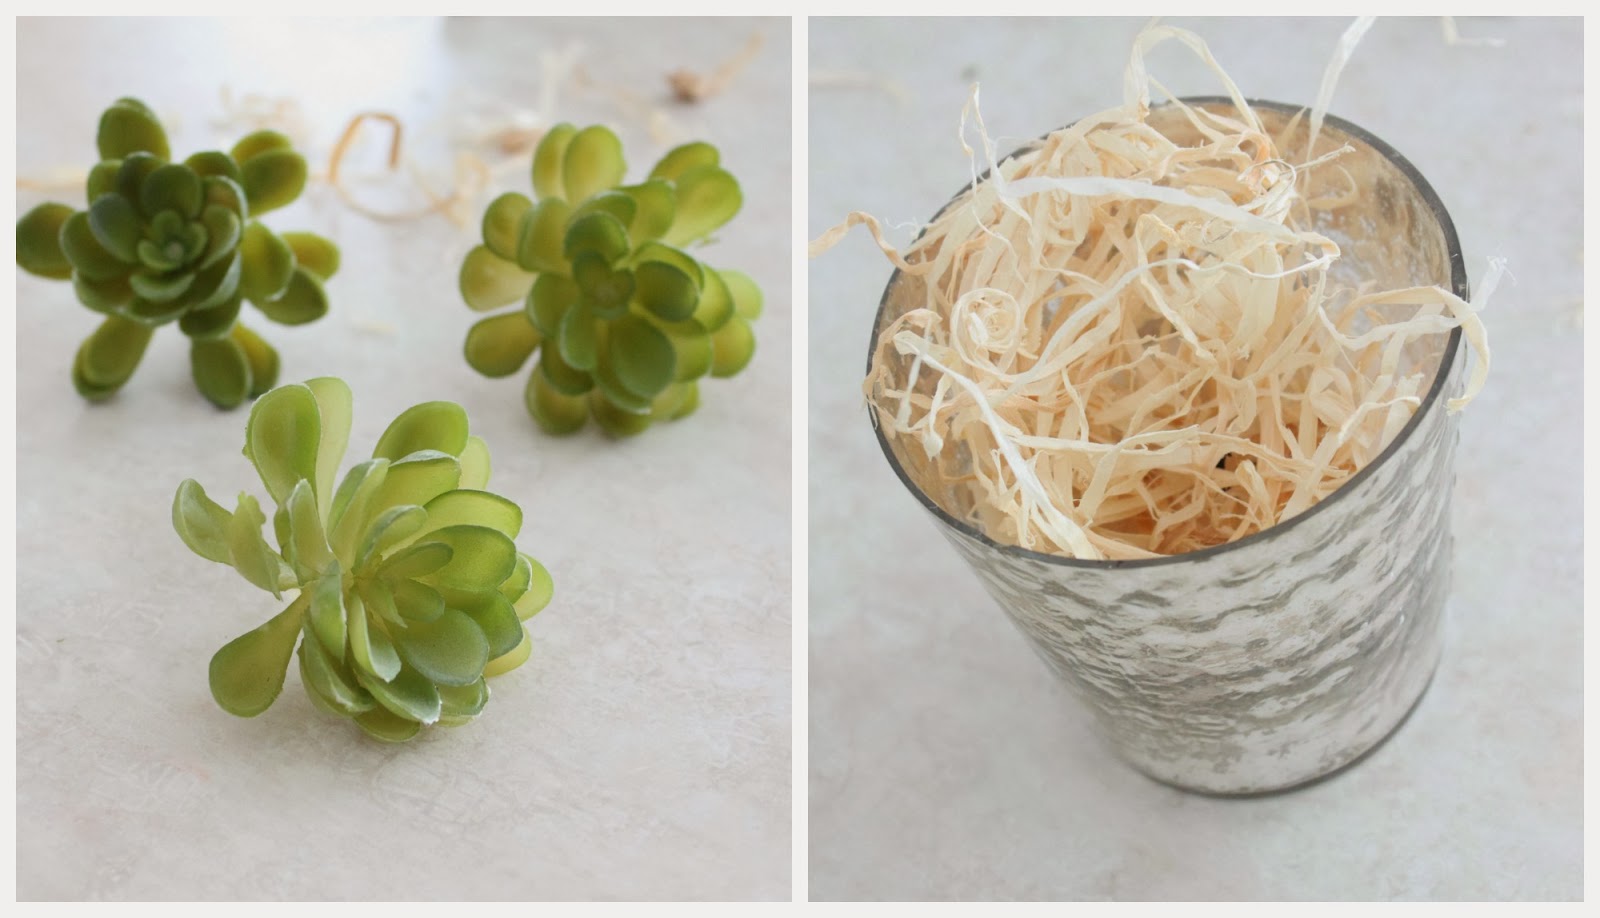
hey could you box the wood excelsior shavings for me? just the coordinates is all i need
[816,22,1498,562]
[668,32,765,104]
[328,111,487,227]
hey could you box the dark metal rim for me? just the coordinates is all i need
[866,97,1468,571]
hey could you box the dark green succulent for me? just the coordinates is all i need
[174,378,552,741]
[458,123,762,437]
[15,98,339,408]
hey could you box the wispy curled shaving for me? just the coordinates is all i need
[815,22,1497,560]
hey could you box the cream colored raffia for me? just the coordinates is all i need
[823,23,1496,561]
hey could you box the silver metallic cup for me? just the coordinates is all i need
[869,99,1468,794]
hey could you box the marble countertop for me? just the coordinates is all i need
[807,16,1581,901]
[15,16,791,901]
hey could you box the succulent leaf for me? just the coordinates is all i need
[191,336,252,409]
[570,190,637,229]
[245,383,322,505]
[298,630,374,714]
[635,260,700,322]
[254,267,328,326]
[418,525,518,593]
[77,313,153,391]
[357,664,443,725]
[391,579,446,624]
[561,125,627,204]
[691,265,736,331]
[563,211,630,264]
[527,273,579,337]
[537,344,594,397]
[98,98,170,161]
[515,556,555,619]
[238,222,296,303]
[464,592,523,660]
[308,563,347,652]
[648,141,719,182]
[227,493,289,597]
[87,193,142,263]
[663,165,742,246]
[354,707,422,742]
[286,479,336,575]
[457,436,492,490]
[16,202,75,279]
[373,401,470,461]
[525,371,588,434]
[231,130,294,164]
[460,244,535,312]
[173,479,235,564]
[348,587,402,681]
[557,304,600,371]
[618,180,675,242]
[419,489,523,541]
[482,192,533,260]
[239,149,308,215]
[185,150,243,183]
[72,273,136,313]
[198,206,244,270]
[531,122,577,200]
[592,390,654,437]
[483,631,532,678]
[608,315,676,398]
[180,296,243,342]
[391,608,490,688]
[231,323,281,397]
[380,542,454,582]
[86,161,121,203]
[139,163,203,219]
[710,316,757,378]
[279,231,340,281]
[366,452,461,526]
[304,377,353,515]
[515,197,572,274]
[437,678,490,717]
[464,311,541,379]
[208,593,306,717]
[356,504,428,572]
[60,210,129,281]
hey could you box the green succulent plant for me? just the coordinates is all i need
[15,97,339,408]
[458,123,763,437]
[173,377,552,741]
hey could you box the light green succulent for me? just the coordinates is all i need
[15,97,338,408]
[458,123,763,437]
[173,378,552,741]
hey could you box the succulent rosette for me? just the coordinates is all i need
[173,378,553,741]
[15,98,338,408]
[458,123,763,437]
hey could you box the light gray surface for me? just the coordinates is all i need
[16,16,791,901]
[808,16,1581,901]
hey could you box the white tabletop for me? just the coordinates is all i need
[808,16,1580,901]
[16,16,791,901]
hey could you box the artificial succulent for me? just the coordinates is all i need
[15,97,339,408]
[457,123,763,437]
[173,378,552,741]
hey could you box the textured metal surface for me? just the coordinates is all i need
[870,100,1469,795]
[936,345,1460,793]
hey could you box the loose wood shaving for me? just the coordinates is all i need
[668,32,766,104]
[820,23,1498,561]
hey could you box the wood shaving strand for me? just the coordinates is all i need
[817,24,1496,562]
